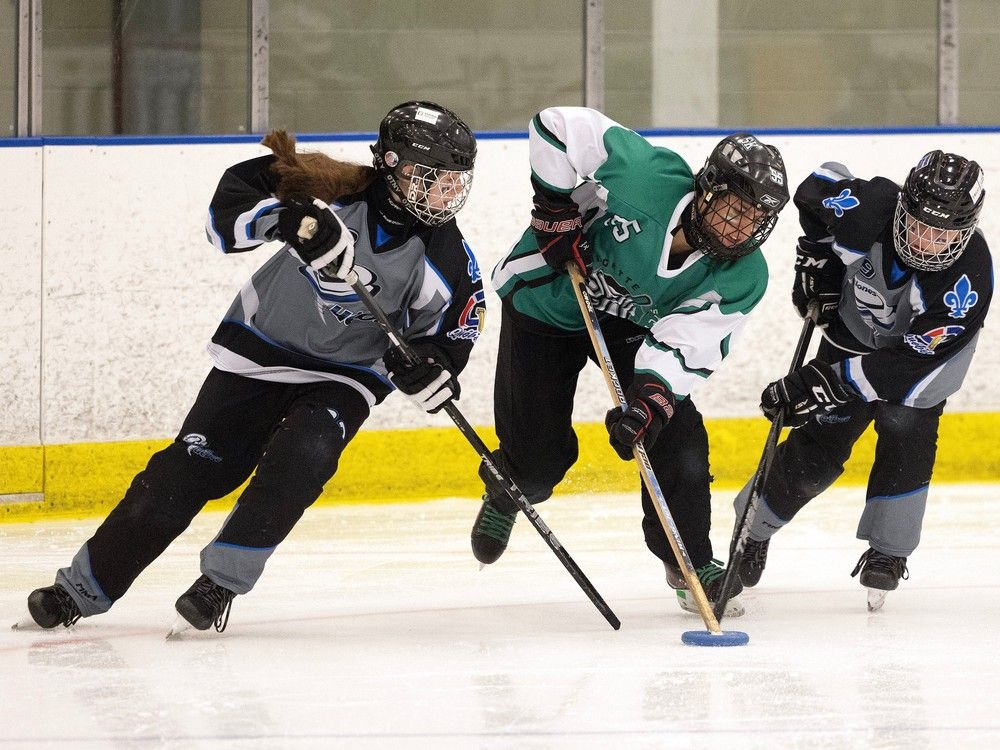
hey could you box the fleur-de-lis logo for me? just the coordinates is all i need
[821,188,861,217]
[943,274,978,319]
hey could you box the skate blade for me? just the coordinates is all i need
[166,615,192,640]
[11,612,41,631]
[867,587,889,612]
[676,590,746,618]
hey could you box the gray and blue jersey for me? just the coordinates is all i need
[204,156,485,406]
[795,161,992,408]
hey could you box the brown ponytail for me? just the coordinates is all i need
[261,130,377,203]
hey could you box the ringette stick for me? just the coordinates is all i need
[342,266,621,630]
[567,265,746,646]
[712,308,816,621]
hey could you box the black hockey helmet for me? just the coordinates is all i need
[372,101,477,226]
[683,133,789,261]
[894,150,984,270]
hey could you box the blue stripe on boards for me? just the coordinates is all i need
[3,124,999,149]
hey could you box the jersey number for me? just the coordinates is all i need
[605,215,642,242]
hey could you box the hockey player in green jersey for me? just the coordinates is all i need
[469,106,789,616]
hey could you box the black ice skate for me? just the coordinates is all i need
[738,537,770,588]
[19,584,82,629]
[666,559,745,618]
[851,548,909,612]
[470,493,517,565]
[171,575,236,635]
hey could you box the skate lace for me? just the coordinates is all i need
[55,587,82,627]
[850,549,909,581]
[193,577,235,632]
[695,559,726,586]
[476,502,516,542]
[747,538,770,566]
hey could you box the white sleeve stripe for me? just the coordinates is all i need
[205,207,225,251]
[413,258,453,310]
[238,280,260,322]
[832,240,866,263]
[234,198,281,249]
[491,252,546,291]
[408,258,453,337]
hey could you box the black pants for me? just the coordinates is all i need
[738,342,944,557]
[60,369,371,613]
[492,303,714,567]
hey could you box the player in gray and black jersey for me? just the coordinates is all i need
[21,101,484,633]
[734,150,992,610]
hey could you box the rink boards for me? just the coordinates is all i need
[1,129,998,519]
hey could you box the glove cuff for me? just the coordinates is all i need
[630,377,676,424]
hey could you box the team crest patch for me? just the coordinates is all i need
[447,289,486,341]
[943,274,978,319]
[821,188,860,217]
[903,325,964,355]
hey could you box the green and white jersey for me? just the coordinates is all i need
[492,107,768,400]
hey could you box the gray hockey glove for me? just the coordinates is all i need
[760,359,857,428]
[384,343,460,414]
[791,242,842,327]
[604,377,675,460]
[278,197,355,280]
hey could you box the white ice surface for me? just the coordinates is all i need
[2,485,999,749]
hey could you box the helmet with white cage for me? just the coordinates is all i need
[684,132,789,262]
[894,151,984,271]
[372,101,476,227]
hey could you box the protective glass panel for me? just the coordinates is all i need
[958,0,1000,125]
[269,1,583,133]
[0,0,15,136]
[608,0,939,129]
[41,0,247,135]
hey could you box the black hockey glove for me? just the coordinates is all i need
[604,377,675,461]
[530,183,591,277]
[277,197,355,280]
[791,242,842,327]
[384,343,460,414]
[760,359,857,428]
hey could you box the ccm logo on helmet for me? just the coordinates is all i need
[921,206,951,218]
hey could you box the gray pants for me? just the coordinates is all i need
[734,397,944,558]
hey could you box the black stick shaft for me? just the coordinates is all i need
[712,312,816,621]
[346,272,621,630]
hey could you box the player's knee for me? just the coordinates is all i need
[265,404,345,486]
[876,404,935,441]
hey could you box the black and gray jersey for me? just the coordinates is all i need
[203,155,485,407]
[794,161,992,407]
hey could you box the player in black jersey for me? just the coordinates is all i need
[733,150,992,610]
[20,102,484,633]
